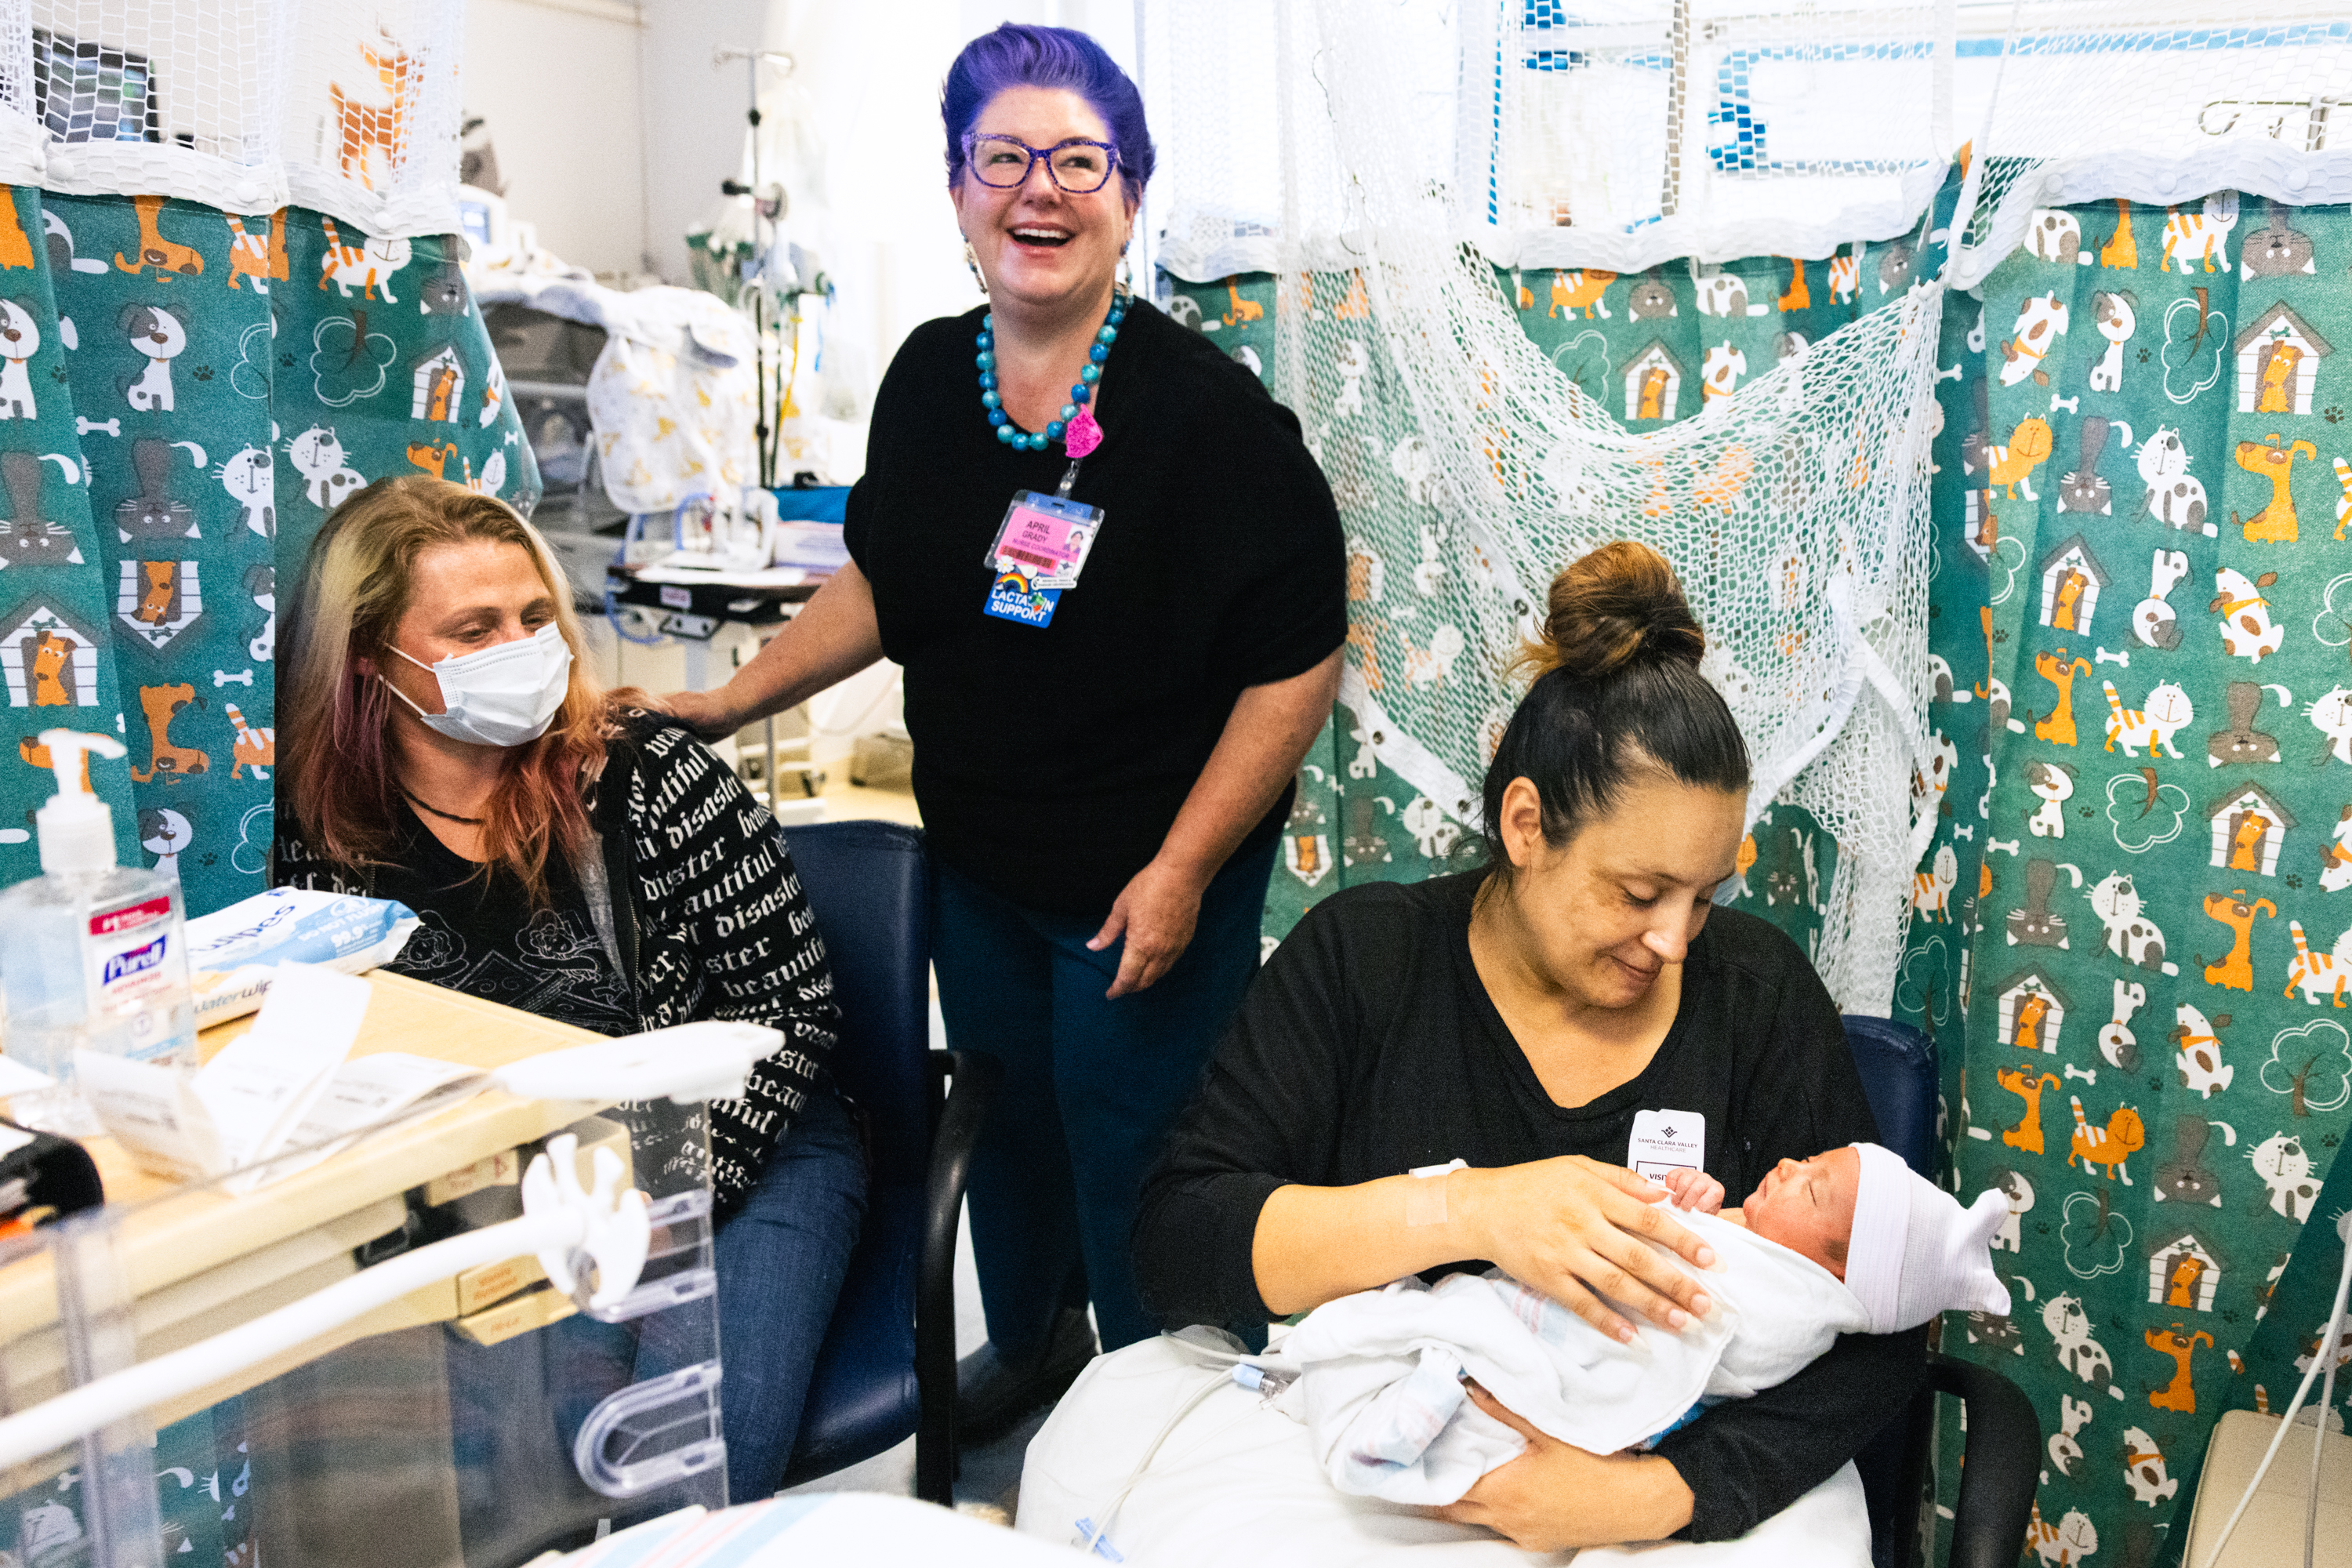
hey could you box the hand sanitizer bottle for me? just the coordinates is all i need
[0,729,197,1134]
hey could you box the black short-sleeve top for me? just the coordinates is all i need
[844,299,1346,915]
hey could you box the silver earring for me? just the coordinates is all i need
[964,240,988,297]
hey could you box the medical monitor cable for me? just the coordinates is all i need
[1077,1334,1294,1560]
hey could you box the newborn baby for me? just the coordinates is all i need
[1284,1143,2009,1504]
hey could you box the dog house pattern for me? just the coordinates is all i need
[2206,782,2295,877]
[1176,176,2352,1568]
[1994,967,2071,1054]
[2147,1232,2223,1313]
[1619,341,1684,423]
[114,558,201,654]
[2035,533,2109,635]
[1170,182,2352,1566]
[0,595,100,707]
[410,345,466,422]
[2234,302,2331,416]
[0,191,536,911]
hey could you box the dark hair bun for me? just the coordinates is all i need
[1519,540,1705,683]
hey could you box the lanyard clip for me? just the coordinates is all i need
[1056,459,1081,499]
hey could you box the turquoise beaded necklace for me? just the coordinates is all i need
[975,289,1128,454]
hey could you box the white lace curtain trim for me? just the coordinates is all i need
[1160,140,2352,288]
[0,1,462,238]
[1950,144,2352,290]
[1158,162,1952,283]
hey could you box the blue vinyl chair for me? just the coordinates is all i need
[1840,1015,2038,1568]
[777,822,1000,1504]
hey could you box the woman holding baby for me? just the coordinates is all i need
[1132,542,1925,1552]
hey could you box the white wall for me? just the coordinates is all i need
[462,0,649,276]
[639,2,1138,416]
[637,0,777,288]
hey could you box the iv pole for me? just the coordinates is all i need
[715,47,795,490]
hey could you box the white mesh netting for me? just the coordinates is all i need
[1949,5,2352,289]
[1156,0,1947,1013]
[0,0,463,236]
[1145,0,1957,281]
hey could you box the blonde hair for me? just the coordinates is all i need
[280,476,614,904]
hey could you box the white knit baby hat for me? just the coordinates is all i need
[1844,1143,2012,1334]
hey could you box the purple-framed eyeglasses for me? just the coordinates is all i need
[961,132,1121,194]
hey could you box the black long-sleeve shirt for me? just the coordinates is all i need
[1132,871,1926,1543]
[276,713,839,1220]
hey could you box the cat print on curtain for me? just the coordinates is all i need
[0,193,536,916]
[1172,181,2352,1564]
[1937,190,2352,1568]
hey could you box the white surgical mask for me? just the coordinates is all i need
[379,622,573,748]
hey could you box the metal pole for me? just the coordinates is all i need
[750,53,768,488]
[714,47,795,486]
[1133,0,1151,296]
[1661,0,1690,218]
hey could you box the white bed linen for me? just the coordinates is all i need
[1017,1334,1872,1568]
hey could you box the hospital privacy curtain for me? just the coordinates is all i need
[0,3,537,917]
[1174,178,2352,1564]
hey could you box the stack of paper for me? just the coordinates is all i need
[80,966,488,1193]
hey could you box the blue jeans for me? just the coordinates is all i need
[706,1086,868,1498]
[935,838,1276,1359]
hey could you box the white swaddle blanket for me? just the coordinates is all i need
[1285,1210,1869,1503]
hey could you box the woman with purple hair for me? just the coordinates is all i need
[666,24,1345,1436]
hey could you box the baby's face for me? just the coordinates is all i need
[1741,1147,1860,1279]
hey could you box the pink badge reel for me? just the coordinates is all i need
[1064,406,1104,459]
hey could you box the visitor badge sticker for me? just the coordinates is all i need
[983,490,1104,626]
[1628,1109,1705,1183]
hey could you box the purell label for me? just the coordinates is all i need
[84,894,187,1052]
[102,935,169,987]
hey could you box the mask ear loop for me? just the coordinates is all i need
[377,672,437,723]
[379,644,452,724]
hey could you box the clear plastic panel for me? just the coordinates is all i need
[0,1091,726,1567]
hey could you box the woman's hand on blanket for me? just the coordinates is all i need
[1432,1381,1697,1550]
[1660,1167,1725,1214]
[1461,1156,1717,1343]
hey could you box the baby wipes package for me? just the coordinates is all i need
[185,889,419,1028]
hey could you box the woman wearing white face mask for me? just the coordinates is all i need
[274,477,863,1503]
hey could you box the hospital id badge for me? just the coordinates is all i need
[1628,1109,1705,1183]
[982,491,1103,629]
